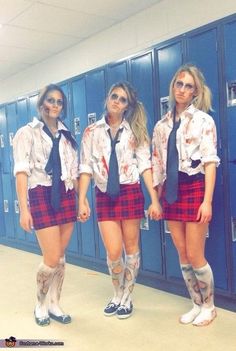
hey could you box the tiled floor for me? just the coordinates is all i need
[0,244,235,351]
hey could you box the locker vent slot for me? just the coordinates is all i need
[74,117,80,135]
[88,113,96,125]
[227,81,236,107]
[140,210,149,230]
[231,218,236,242]
[160,96,169,116]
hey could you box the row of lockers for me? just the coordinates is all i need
[0,14,236,308]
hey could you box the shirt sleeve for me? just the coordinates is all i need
[79,126,94,175]
[135,141,152,175]
[200,117,220,166]
[13,126,33,176]
[151,123,166,187]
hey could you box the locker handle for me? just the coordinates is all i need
[229,159,236,165]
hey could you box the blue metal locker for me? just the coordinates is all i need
[0,106,11,174]
[107,61,128,89]
[58,82,79,255]
[0,164,5,238]
[28,94,38,120]
[13,98,31,242]
[85,69,107,260]
[224,19,236,293]
[130,51,163,274]
[186,28,228,290]
[1,173,15,239]
[6,102,26,242]
[156,41,183,280]
[71,76,97,258]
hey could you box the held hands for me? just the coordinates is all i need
[196,201,212,223]
[147,201,163,221]
[77,198,91,222]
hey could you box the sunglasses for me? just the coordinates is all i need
[46,97,63,106]
[174,80,195,92]
[110,93,128,105]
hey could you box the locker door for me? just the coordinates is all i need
[14,99,37,244]
[0,106,11,174]
[187,28,228,290]
[156,41,183,280]
[58,82,79,255]
[1,173,15,239]
[130,51,163,274]
[85,69,106,260]
[224,20,236,293]
[6,102,25,242]
[71,76,97,257]
[107,61,128,89]
[0,167,5,238]
[28,94,38,120]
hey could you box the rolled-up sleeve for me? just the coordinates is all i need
[13,126,33,176]
[200,118,220,166]
[79,127,93,175]
[135,142,152,175]
[151,124,166,187]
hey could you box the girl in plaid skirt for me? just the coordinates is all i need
[152,64,220,326]
[13,84,79,326]
[79,81,162,319]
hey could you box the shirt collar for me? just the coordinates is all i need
[28,117,68,131]
[99,114,130,131]
[161,104,196,124]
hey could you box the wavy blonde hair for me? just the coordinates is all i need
[106,81,150,146]
[169,64,212,113]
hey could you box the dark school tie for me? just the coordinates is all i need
[43,125,62,211]
[106,128,123,200]
[165,109,181,204]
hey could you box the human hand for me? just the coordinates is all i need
[20,209,34,233]
[147,202,163,221]
[196,201,212,223]
[78,198,91,222]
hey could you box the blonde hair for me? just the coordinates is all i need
[106,81,150,146]
[169,64,212,113]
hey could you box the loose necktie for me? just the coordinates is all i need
[106,128,123,200]
[165,108,180,204]
[43,124,62,211]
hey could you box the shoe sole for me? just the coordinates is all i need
[48,312,71,324]
[104,310,118,317]
[117,312,133,320]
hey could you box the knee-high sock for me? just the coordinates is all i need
[120,252,140,307]
[36,263,56,316]
[48,256,65,315]
[193,263,215,309]
[180,263,202,306]
[107,256,125,304]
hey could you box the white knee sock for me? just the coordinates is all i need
[180,263,202,306]
[120,252,140,307]
[107,256,125,305]
[48,256,66,316]
[193,263,215,309]
[36,263,56,318]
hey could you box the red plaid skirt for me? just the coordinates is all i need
[28,182,77,230]
[95,183,145,221]
[162,177,205,222]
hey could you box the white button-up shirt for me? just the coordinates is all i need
[152,105,220,187]
[13,117,79,190]
[79,116,151,192]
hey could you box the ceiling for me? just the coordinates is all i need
[0,0,161,82]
